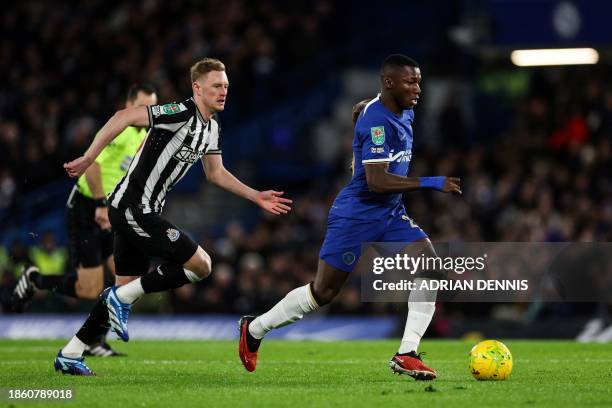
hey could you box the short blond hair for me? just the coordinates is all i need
[190,58,225,83]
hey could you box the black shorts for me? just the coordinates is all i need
[66,187,114,269]
[108,205,198,276]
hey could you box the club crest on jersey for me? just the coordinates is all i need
[166,228,180,242]
[174,144,201,164]
[371,126,385,145]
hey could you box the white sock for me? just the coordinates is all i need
[115,279,145,304]
[61,336,87,358]
[184,268,202,283]
[398,279,437,354]
[249,284,319,339]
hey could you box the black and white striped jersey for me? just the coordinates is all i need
[109,97,221,214]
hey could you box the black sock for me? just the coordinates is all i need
[76,297,110,345]
[140,263,191,294]
[245,319,261,352]
[31,272,77,298]
[89,327,110,345]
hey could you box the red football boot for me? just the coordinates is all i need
[389,351,437,380]
[238,316,261,372]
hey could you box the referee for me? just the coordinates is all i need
[12,83,157,356]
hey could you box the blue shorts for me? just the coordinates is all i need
[319,209,427,273]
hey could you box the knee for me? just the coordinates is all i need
[311,282,340,306]
[190,249,212,279]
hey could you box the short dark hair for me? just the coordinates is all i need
[127,82,157,102]
[381,54,419,74]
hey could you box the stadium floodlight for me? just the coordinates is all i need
[510,48,599,67]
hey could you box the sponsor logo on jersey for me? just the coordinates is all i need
[371,147,385,154]
[388,149,412,163]
[370,126,385,145]
[151,105,162,117]
[166,228,180,242]
[173,144,202,164]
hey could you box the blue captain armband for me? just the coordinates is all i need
[419,177,446,191]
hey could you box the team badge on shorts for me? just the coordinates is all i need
[342,252,356,265]
[166,228,180,242]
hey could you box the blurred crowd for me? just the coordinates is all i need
[1,66,611,319]
[0,0,336,208]
[1,2,610,324]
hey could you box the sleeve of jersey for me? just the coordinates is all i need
[360,121,392,164]
[147,102,192,130]
[205,118,222,155]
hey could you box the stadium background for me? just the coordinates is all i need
[1,0,611,341]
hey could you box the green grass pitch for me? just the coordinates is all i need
[1,339,611,407]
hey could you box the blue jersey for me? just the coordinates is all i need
[330,96,414,220]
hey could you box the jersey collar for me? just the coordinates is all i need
[191,97,209,124]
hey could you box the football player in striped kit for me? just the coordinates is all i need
[56,58,291,375]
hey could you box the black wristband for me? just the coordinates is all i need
[93,198,108,208]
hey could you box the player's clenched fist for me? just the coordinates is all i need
[64,156,94,178]
[418,176,462,194]
[443,177,462,194]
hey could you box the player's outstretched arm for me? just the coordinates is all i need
[64,106,149,178]
[202,155,292,215]
[364,162,462,194]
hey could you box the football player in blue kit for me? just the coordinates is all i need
[239,54,461,380]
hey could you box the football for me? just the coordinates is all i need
[469,340,513,380]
